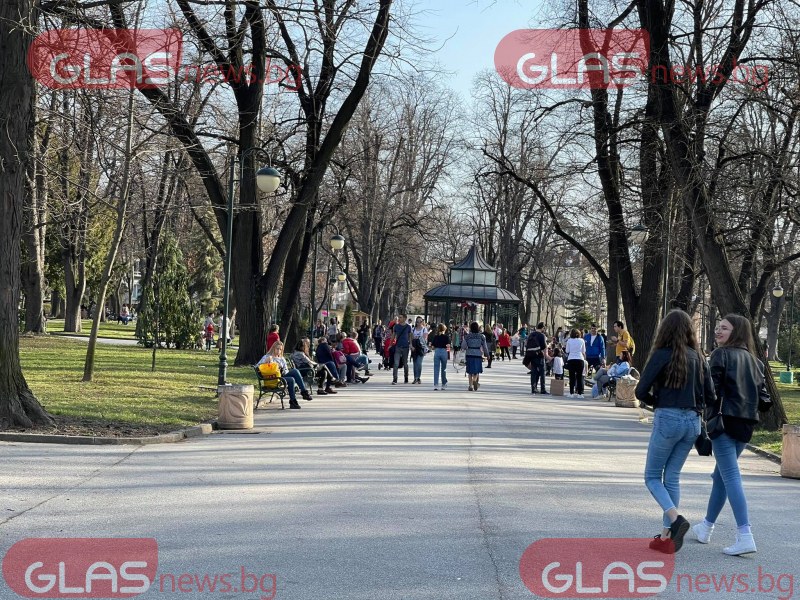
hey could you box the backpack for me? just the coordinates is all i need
[258,361,281,380]
[333,350,348,366]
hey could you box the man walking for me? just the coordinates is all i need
[527,322,549,394]
[373,320,385,356]
[392,313,412,384]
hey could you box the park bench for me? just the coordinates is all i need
[252,365,288,410]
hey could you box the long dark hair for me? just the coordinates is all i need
[649,309,702,388]
[719,313,757,355]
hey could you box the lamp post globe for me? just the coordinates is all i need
[337,272,346,282]
[330,234,345,251]
[256,166,281,193]
[773,285,784,298]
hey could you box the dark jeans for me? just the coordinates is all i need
[393,346,410,382]
[567,359,585,394]
[283,369,306,403]
[512,346,518,358]
[530,358,546,392]
[374,337,383,354]
[500,347,511,361]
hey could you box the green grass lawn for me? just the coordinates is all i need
[46,319,138,340]
[749,364,800,455]
[19,336,254,435]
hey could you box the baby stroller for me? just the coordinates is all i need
[386,344,409,378]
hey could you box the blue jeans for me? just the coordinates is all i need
[530,358,546,392]
[644,408,701,527]
[283,369,306,403]
[413,352,424,380]
[705,433,750,527]
[433,348,448,387]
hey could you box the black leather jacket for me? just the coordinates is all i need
[635,347,715,411]
[706,346,767,422]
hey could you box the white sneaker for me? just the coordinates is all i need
[442,384,447,390]
[433,387,438,391]
[577,394,584,398]
[692,521,714,544]
[566,393,573,399]
[723,533,757,556]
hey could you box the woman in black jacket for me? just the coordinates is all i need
[692,314,771,556]
[635,310,715,554]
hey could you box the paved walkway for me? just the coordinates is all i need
[1,358,797,599]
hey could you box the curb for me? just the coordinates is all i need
[0,423,214,446]
[745,443,782,465]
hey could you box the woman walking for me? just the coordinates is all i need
[498,328,512,361]
[430,323,451,390]
[564,328,587,398]
[464,322,489,391]
[410,316,429,384]
[693,314,771,556]
[635,310,715,553]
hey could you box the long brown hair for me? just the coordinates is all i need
[719,313,757,355]
[649,309,702,388]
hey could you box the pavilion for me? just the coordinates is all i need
[423,245,521,329]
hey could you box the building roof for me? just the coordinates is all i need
[423,284,521,303]
[450,244,496,272]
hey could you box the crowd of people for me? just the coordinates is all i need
[256,308,773,558]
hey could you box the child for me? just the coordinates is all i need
[552,347,564,380]
[204,321,215,351]
[511,332,520,359]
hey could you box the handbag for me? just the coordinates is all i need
[694,367,718,455]
[694,420,713,456]
[706,393,726,440]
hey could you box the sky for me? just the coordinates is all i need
[413,0,545,101]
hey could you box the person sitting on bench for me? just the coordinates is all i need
[257,342,311,409]
[292,340,338,395]
[592,350,631,397]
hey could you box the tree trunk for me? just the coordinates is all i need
[63,263,85,333]
[83,91,134,381]
[0,0,53,428]
[766,296,784,363]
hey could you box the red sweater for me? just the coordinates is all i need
[266,332,281,352]
[341,337,360,355]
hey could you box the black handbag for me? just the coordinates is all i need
[695,420,713,456]
[706,396,726,440]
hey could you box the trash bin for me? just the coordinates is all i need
[217,384,254,429]
[779,371,794,384]
[782,425,800,479]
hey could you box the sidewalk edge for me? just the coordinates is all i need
[0,423,214,445]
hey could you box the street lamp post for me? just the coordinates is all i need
[218,149,281,387]
[773,283,794,372]
[310,231,345,348]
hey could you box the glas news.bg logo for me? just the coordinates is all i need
[3,538,158,598]
[495,29,649,89]
[27,29,183,90]
[519,538,675,598]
